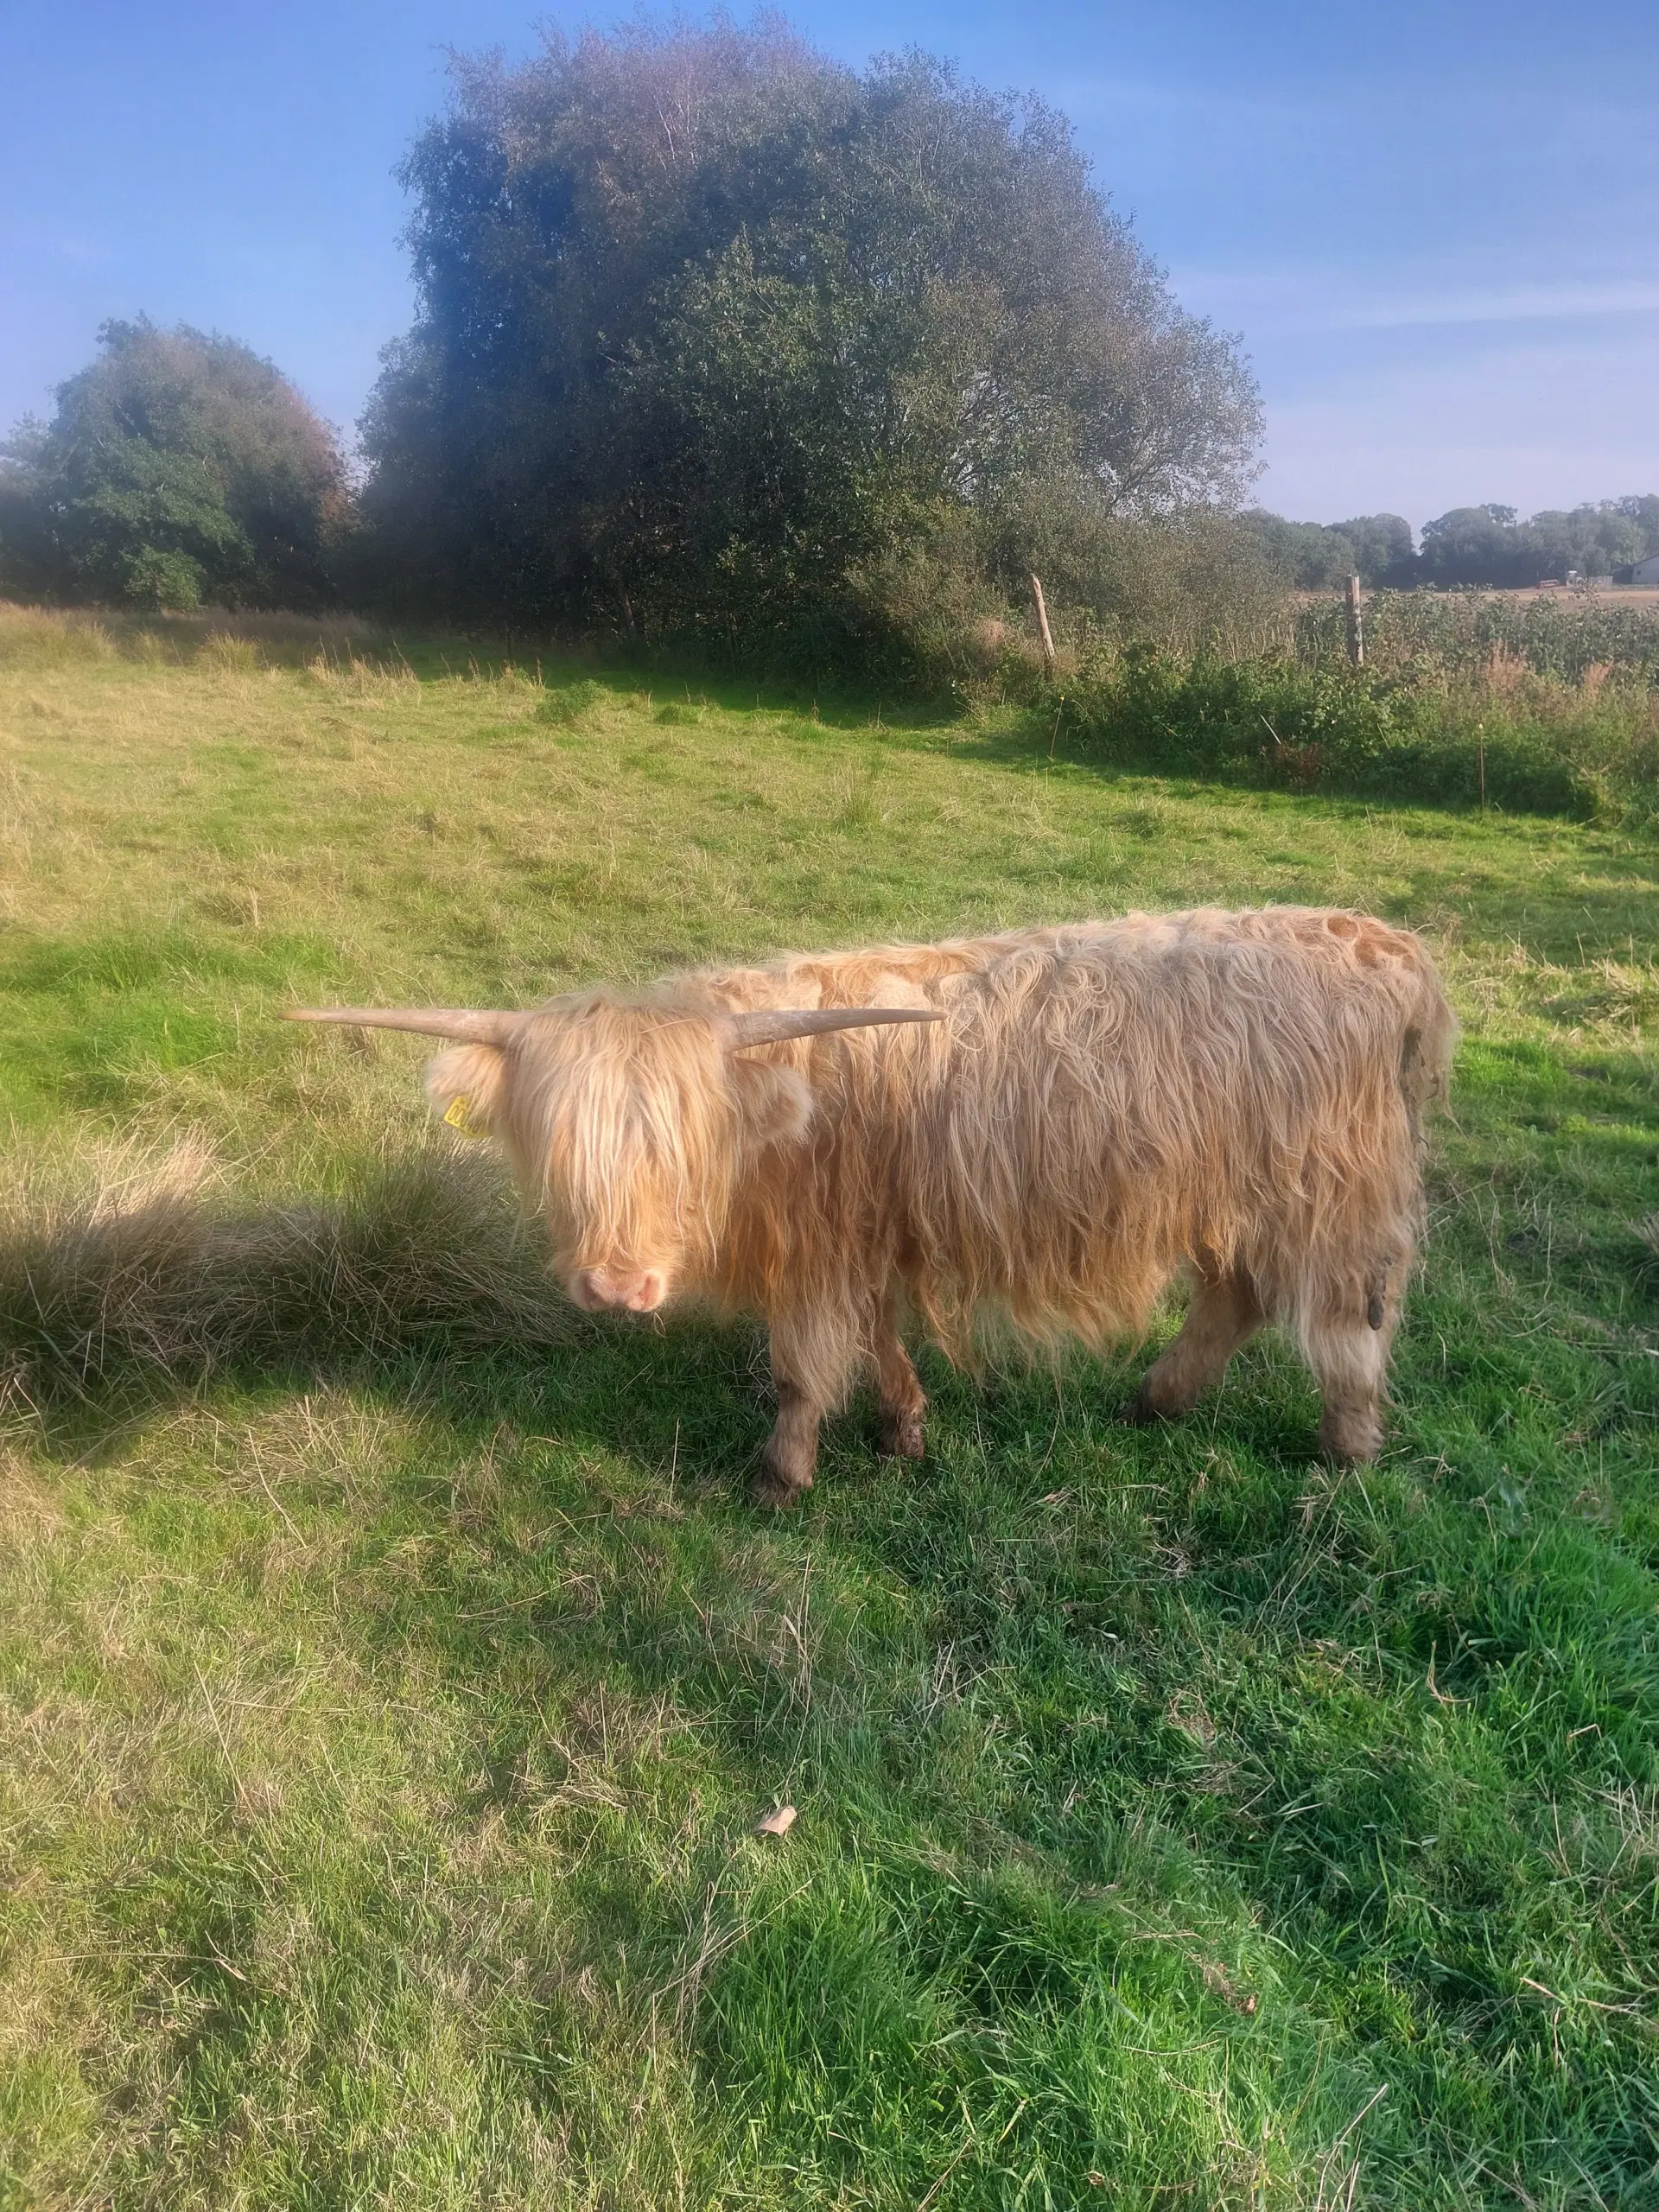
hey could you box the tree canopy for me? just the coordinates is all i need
[1244,510,1415,590]
[360,18,1262,639]
[0,319,346,610]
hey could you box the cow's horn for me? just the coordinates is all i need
[284,1007,528,1045]
[721,1007,945,1051]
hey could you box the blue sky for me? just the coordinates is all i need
[3,0,1655,529]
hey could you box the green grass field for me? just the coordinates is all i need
[1,611,1656,2209]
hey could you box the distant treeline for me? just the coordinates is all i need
[1246,500,1659,593]
[1,18,1656,680]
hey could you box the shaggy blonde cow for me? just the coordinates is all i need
[291,907,1456,1504]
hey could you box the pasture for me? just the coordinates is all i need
[1,608,1656,2209]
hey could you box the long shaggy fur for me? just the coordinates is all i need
[422,907,1456,1477]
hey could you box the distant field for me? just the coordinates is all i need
[1,609,1655,2209]
[1302,588,1659,607]
[1511,587,1659,607]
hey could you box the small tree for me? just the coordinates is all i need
[0,319,347,609]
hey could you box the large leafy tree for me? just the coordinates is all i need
[0,319,346,610]
[361,19,1262,636]
[1334,512,1415,588]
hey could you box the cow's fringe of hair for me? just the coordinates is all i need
[427,908,1457,1414]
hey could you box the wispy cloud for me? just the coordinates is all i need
[0,221,110,265]
[1174,265,1659,338]
[1255,325,1659,524]
[1331,281,1659,331]
[1030,72,1292,125]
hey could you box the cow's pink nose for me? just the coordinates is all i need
[569,1266,666,1313]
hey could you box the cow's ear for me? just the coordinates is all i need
[729,1057,814,1150]
[424,1043,508,1135]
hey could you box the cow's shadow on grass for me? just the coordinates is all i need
[0,1137,1358,1505]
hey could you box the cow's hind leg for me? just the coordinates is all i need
[874,1301,926,1461]
[1305,1288,1395,1465]
[1125,1262,1265,1426]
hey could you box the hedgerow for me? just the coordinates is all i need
[1060,645,1659,823]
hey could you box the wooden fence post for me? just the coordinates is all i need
[1030,573,1057,680]
[1344,573,1365,667]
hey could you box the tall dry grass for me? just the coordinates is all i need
[0,600,388,672]
[0,1138,575,1412]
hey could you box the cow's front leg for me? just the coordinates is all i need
[754,1312,865,1509]
[874,1309,926,1461]
[755,1375,823,1509]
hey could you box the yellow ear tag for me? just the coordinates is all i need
[443,1095,486,1138]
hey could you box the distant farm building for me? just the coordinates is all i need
[1626,554,1659,586]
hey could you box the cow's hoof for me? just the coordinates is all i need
[1121,1382,1164,1426]
[878,1410,926,1461]
[1318,1412,1382,1467]
[752,1462,813,1510]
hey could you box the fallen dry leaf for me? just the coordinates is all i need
[1198,1957,1259,2014]
[754,1804,798,1837]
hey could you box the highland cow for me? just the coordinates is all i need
[290,907,1456,1504]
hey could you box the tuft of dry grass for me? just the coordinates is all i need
[0,1137,575,1412]
[302,647,423,701]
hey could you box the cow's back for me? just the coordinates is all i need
[700,908,1453,1357]
[736,909,1449,1351]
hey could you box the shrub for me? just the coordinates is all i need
[824,502,1294,698]
[537,677,611,726]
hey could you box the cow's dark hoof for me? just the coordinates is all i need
[878,1410,926,1461]
[1121,1382,1164,1426]
[752,1462,813,1510]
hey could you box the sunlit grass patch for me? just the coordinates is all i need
[0,630,1654,2207]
